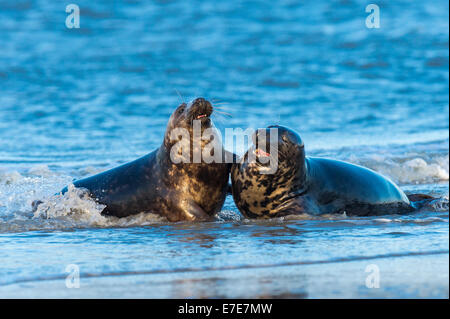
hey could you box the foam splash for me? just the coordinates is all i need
[351,153,449,185]
[33,184,108,225]
[0,170,22,185]
[0,170,167,232]
[216,210,242,222]
[27,164,55,177]
[33,184,167,227]
[426,196,449,212]
[0,168,70,215]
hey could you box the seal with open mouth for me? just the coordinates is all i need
[34,98,231,222]
[231,125,419,218]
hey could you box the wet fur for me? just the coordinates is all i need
[231,126,415,218]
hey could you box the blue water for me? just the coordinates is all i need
[0,0,448,298]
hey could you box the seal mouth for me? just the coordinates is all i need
[189,97,213,123]
[254,148,271,157]
[192,112,212,124]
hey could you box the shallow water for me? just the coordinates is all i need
[0,0,448,298]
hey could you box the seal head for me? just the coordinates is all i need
[231,125,309,218]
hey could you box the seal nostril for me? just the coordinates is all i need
[194,97,206,106]
[191,98,213,118]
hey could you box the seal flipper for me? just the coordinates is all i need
[407,193,436,210]
[406,193,435,202]
[31,200,43,212]
[178,198,214,222]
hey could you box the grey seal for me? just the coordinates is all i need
[231,125,421,218]
[34,98,231,222]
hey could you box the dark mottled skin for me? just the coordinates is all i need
[56,98,231,221]
[231,125,416,218]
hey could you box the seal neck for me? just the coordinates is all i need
[156,145,172,168]
[289,157,308,196]
[275,148,307,200]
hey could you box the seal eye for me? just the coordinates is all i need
[177,106,185,115]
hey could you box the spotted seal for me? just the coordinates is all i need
[231,125,418,218]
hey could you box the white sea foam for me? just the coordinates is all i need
[33,184,168,227]
[424,196,449,212]
[0,172,166,232]
[33,184,107,223]
[216,210,243,221]
[353,153,449,185]
[0,170,22,185]
[27,164,55,177]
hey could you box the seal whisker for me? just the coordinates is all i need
[214,110,233,118]
[174,88,185,104]
[212,106,233,113]
[212,113,228,124]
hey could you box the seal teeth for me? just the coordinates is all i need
[255,149,270,157]
[196,114,207,119]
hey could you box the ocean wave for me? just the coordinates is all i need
[349,153,449,185]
